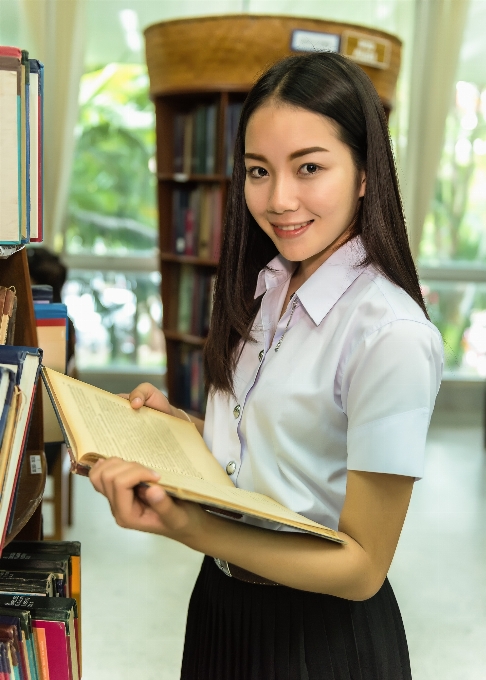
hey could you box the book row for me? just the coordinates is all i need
[172,186,222,259]
[0,46,44,247]
[175,346,206,414]
[0,539,81,680]
[177,265,215,337]
[172,101,243,177]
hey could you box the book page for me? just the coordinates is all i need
[44,369,233,487]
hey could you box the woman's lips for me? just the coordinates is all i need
[271,219,313,239]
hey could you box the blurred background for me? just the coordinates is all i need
[1,2,485,679]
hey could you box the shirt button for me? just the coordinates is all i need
[233,404,241,419]
[258,350,264,362]
[226,461,237,475]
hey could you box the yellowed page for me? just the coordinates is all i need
[43,368,233,487]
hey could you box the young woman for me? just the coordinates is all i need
[90,52,443,679]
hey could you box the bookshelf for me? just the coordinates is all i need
[145,15,402,417]
[0,248,47,543]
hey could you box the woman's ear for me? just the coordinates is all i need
[359,172,366,198]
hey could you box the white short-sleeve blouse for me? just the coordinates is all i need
[203,236,443,532]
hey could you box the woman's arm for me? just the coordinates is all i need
[119,382,205,435]
[89,460,413,601]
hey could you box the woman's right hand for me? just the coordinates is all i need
[119,383,175,416]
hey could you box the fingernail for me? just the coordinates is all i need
[150,469,160,480]
[149,486,165,503]
[131,397,142,407]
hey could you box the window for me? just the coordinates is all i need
[63,64,164,373]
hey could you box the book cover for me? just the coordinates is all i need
[20,50,30,244]
[28,60,39,243]
[0,48,22,244]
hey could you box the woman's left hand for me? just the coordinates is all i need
[89,457,207,541]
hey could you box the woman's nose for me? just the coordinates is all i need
[267,175,299,214]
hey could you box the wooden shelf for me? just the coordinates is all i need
[0,248,45,543]
[158,173,228,183]
[164,330,206,346]
[160,252,218,267]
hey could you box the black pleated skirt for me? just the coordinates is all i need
[181,556,412,680]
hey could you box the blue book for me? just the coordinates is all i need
[20,50,30,244]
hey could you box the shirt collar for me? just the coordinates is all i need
[255,255,296,297]
[255,236,368,326]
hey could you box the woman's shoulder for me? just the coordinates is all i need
[341,268,443,360]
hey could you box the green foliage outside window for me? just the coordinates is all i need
[420,81,486,375]
[66,64,157,254]
[420,82,486,264]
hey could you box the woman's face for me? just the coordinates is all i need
[244,102,366,274]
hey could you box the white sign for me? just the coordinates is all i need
[291,30,340,54]
[30,454,42,474]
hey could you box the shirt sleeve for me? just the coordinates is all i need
[342,319,443,479]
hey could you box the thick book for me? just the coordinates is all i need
[0,47,22,244]
[42,367,343,543]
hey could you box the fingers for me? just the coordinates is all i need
[127,383,171,413]
[89,458,196,536]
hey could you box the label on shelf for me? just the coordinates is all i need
[290,30,340,54]
[30,454,42,474]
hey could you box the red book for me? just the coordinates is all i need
[0,46,22,59]
[33,620,71,680]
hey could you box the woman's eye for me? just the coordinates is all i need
[246,166,268,178]
[299,163,320,175]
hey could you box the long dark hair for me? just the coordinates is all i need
[204,51,427,395]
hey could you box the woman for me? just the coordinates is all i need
[90,52,442,679]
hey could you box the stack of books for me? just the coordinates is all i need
[0,348,43,550]
[0,539,81,680]
[0,47,44,254]
[172,185,222,259]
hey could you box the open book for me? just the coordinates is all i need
[42,367,344,544]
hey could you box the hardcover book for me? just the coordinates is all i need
[42,367,344,543]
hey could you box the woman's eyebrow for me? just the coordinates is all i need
[289,146,330,160]
[244,147,330,162]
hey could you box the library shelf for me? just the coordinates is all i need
[145,14,401,415]
[0,248,46,544]
[160,253,218,268]
[163,330,206,346]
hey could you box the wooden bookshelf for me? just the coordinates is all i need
[145,15,402,416]
[0,248,46,543]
